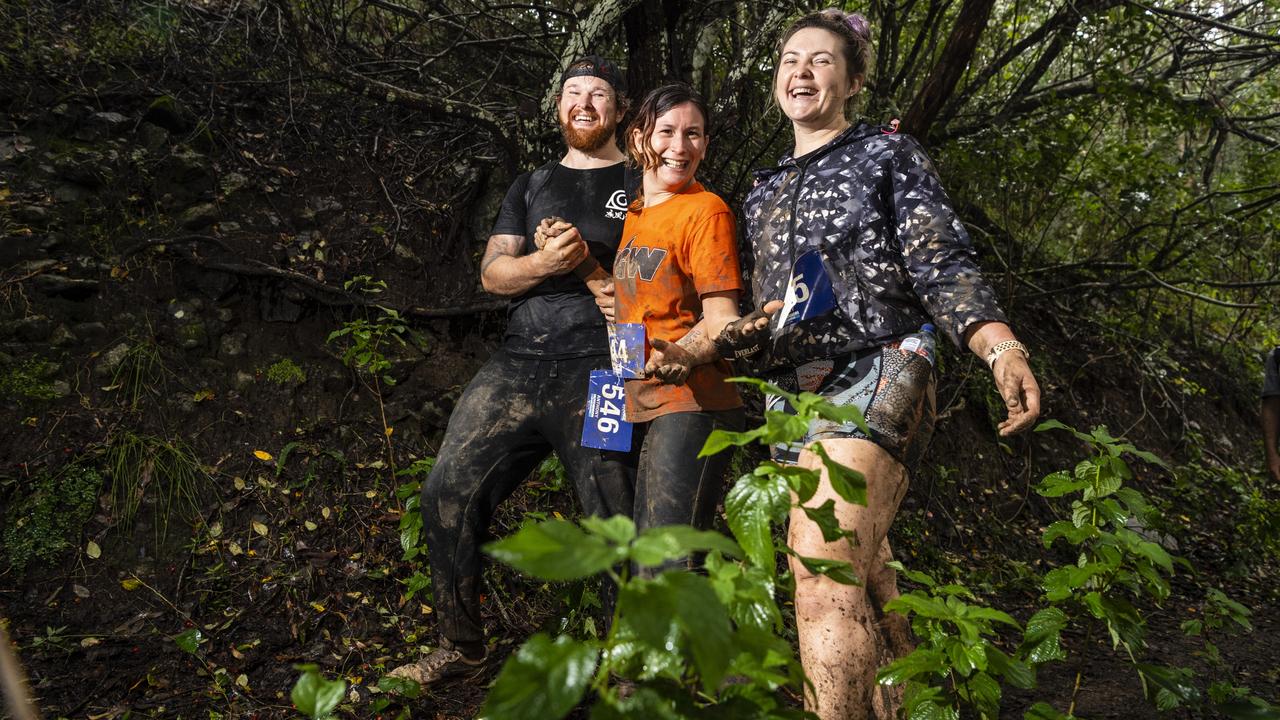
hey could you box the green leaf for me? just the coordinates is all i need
[1035,419,1093,443]
[481,634,598,720]
[291,667,346,720]
[485,520,626,580]
[399,511,423,557]
[800,499,853,542]
[581,515,636,546]
[963,671,1002,718]
[172,628,202,655]
[885,592,953,621]
[1042,520,1098,548]
[986,646,1035,689]
[400,571,431,602]
[1213,698,1280,720]
[1042,564,1106,601]
[1135,663,1200,710]
[629,525,741,567]
[377,674,421,699]
[724,472,789,573]
[1036,471,1089,498]
[876,648,947,685]
[1024,701,1076,720]
[762,461,820,503]
[904,684,961,720]
[663,572,734,692]
[617,579,677,649]
[793,553,859,585]
[1020,607,1069,664]
[276,441,301,478]
[810,444,867,506]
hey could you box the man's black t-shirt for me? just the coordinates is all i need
[491,161,628,358]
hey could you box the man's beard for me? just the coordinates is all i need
[561,116,616,152]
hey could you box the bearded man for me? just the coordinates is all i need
[389,56,632,686]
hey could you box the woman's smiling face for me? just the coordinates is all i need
[638,101,707,194]
[775,27,859,127]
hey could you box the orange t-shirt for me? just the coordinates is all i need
[613,182,744,422]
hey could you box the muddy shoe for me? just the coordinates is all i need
[386,646,487,689]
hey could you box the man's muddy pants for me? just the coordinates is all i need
[421,351,633,648]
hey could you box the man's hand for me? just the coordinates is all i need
[588,278,615,321]
[992,351,1041,436]
[646,337,695,385]
[534,216,572,249]
[715,300,784,359]
[536,226,589,276]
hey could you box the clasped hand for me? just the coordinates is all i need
[534,216,587,275]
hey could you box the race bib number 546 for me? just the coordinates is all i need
[581,370,632,451]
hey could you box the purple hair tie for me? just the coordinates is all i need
[844,12,870,40]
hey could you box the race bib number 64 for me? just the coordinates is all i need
[581,370,632,451]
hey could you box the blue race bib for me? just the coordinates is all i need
[608,323,646,379]
[778,250,836,330]
[581,370,632,451]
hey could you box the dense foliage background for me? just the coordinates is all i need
[1,1,1277,718]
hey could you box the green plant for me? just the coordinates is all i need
[265,357,306,386]
[104,431,211,540]
[111,338,164,410]
[2,464,102,573]
[291,664,346,719]
[0,358,59,400]
[874,564,1050,720]
[475,377,869,718]
[1034,421,1276,719]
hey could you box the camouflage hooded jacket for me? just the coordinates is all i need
[743,122,1007,369]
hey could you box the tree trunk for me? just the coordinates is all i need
[901,0,997,142]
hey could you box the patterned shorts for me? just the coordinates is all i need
[766,329,938,468]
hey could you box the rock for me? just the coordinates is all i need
[52,183,92,204]
[49,325,78,347]
[0,134,34,163]
[95,342,131,377]
[178,202,219,230]
[17,259,59,274]
[73,322,108,340]
[14,205,50,224]
[218,221,241,234]
[260,286,306,323]
[136,122,170,153]
[5,315,54,342]
[219,172,249,196]
[194,269,236,300]
[216,308,234,323]
[34,274,99,300]
[54,149,111,186]
[142,95,193,133]
[90,111,130,135]
[219,332,247,357]
[50,380,72,398]
[177,321,208,350]
[234,371,256,390]
[156,147,214,202]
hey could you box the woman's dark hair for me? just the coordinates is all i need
[776,8,874,88]
[625,82,710,173]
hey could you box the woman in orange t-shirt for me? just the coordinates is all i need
[611,83,748,554]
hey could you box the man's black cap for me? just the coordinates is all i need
[560,55,626,96]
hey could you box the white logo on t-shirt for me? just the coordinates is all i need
[604,190,628,219]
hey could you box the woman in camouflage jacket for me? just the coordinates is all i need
[719,9,1042,720]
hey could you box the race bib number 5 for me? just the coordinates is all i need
[581,370,632,451]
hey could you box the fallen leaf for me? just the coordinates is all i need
[233,477,246,491]
[236,674,249,688]
[321,507,331,519]
[252,521,269,537]
[384,426,394,437]
[208,522,222,538]
[365,490,377,499]
[304,520,317,531]
[193,389,215,402]
[121,578,141,591]
[253,450,273,461]
[228,542,243,556]
[80,637,100,648]
[73,584,91,598]
[86,541,101,559]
